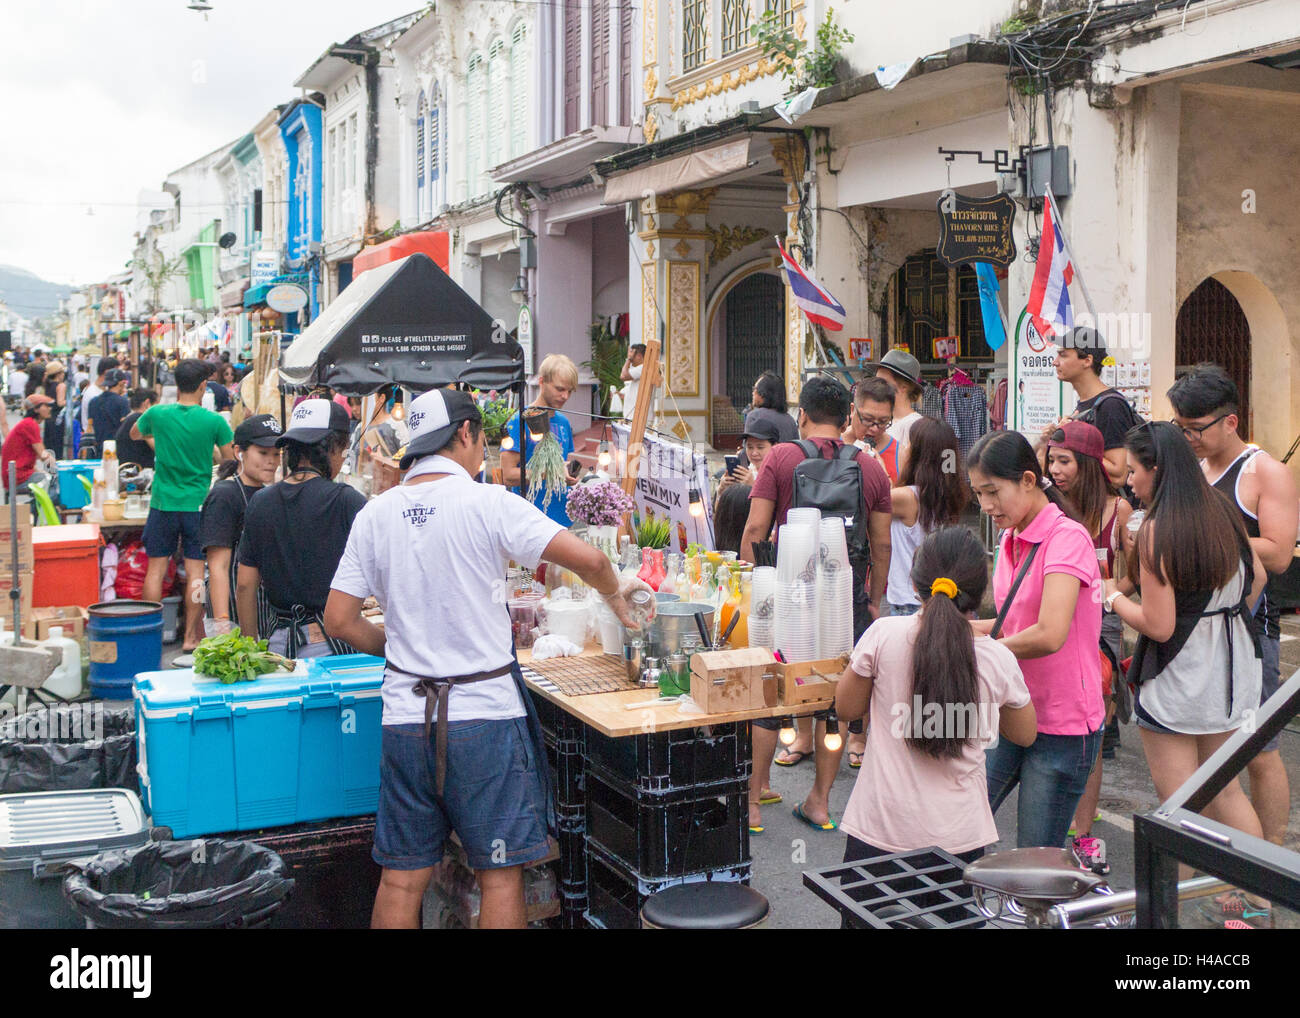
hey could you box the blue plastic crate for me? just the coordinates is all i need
[56,460,100,509]
[134,654,385,838]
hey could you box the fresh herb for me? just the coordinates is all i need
[525,423,569,512]
[193,629,294,684]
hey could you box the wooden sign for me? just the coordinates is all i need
[936,191,1017,269]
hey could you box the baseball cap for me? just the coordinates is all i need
[25,394,54,409]
[740,408,785,444]
[277,398,351,446]
[233,413,284,448]
[1048,420,1105,464]
[400,389,482,469]
[104,369,129,387]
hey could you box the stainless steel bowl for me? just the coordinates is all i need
[645,600,714,659]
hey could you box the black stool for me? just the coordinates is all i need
[640,882,770,929]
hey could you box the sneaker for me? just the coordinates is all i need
[1198,891,1272,928]
[1072,835,1110,875]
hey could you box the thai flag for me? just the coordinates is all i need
[1027,189,1074,338]
[777,240,846,332]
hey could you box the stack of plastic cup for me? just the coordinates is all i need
[816,517,854,657]
[786,507,823,529]
[775,521,819,662]
[748,566,777,649]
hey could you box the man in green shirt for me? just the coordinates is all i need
[132,358,234,658]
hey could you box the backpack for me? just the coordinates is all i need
[1073,389,1141,432]
[791,439,867,556]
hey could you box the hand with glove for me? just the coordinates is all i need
[601,574,656,631]
[542,532,659,632]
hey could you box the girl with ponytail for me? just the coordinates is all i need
[834,527,1036,867]
[967,429,1106,851]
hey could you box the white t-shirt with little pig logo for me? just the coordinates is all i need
[331,456,564,723]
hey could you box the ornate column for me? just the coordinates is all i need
[771,133,809,404]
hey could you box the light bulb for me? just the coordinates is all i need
[500,435,515,452]
[823,729,843,752]
[688,486,704,518]
[390,402,404,421]
[597,440,611,468]
[779,720,797,746]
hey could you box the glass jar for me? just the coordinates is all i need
[663,652,689,697]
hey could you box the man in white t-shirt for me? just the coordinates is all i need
[870,349,924,474]
[620,343,646,419]
[325,387,650,929]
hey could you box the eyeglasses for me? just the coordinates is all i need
[1178,413,1230,441]
[854,406,891,431]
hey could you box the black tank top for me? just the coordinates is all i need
[1212,448,1275,638]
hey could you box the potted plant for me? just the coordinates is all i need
[566,481,634,558]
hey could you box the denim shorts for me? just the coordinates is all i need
[142,508,203,560]
[373,717,549,872]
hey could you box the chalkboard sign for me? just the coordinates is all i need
[936,192,1017,269]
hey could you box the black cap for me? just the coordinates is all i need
[740,408,785,444]
[400,389,482,469]
[233,413,284,448]
[277,398,352,446]
[104,369,129,387]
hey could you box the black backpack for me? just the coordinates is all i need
[791,440,867,556]
[1073,389,1141,432]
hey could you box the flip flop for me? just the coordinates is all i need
[759,791,783,805]
[847,751,863,769]
[792,804,838,832]
[749,824,765,835]
[774,749,810,767]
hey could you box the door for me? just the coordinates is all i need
[722,272,785,428]
[892,249,990,365]
[1176,277,1251,439]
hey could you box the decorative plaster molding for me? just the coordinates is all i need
[644,111,659,144]
[672,238,692,259]
[671,58,779,110]
[645,68,658,98]
[643,0,657,66]
[667,260,700,396]
[642,261,658,344]
[707,224,768,266]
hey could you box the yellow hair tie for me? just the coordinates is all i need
[930,577,959,599]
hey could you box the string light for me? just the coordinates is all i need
[823,702,842,752]
[597,440,611,469]
[688,486,704,518]
[779,718,797,746]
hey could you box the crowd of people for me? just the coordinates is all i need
[1,326,1295,930]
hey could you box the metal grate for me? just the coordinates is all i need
[1176,277,1251,440]
[803,847,1012,929]
[724,272,785,418]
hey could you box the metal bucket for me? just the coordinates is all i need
[645,600,714,659]
[87,601,163,700]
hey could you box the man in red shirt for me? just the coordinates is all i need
[741,377,892,832]
[1,394,56,490]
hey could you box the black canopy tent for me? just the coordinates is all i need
[277,252,531,490]
[277,252,525,395]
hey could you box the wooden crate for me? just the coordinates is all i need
[689,647,774,713]
[776,656,847,706]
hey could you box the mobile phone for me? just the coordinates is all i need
[567,459,583,477]
[724,455,740,474]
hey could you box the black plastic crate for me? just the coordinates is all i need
[553,886,589,929]
[583,722,750,794]
[545,740,585,811]
[555,825,587,887]
[584,765,749,879]
[528,690,584,743]
[584,840,752,930]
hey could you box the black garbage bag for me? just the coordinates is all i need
[62,839,294,929]
[0,706,137,793]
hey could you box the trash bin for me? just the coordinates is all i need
[62,838,294,929]
[0,705,137,794]
[0,788,150,929]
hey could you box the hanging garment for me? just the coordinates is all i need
[943,382,989,460]
[990,378,1009,431]
[921,382,944,420]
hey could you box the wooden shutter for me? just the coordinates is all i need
[563,0,581,135]
[511,23,529,157]
[619,0,633,125]
[488,39,507,168]
[466,54,484,198]
[591,0,610,127]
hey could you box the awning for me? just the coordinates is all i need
[220,278,249,310]
[354,230,449,277]
[244,284,271,309]
[603,136,751,204]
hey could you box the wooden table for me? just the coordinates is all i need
[79,511,148,534]
[517,642,832,929]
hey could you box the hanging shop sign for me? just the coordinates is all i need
[935,191,1017,269]
[265,283,309,314]
[1009,306,1076,440]
[613,424,714,552]
[517,305,534,377]
[250,250,281,288]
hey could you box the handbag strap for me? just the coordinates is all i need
[990,541,1039,639]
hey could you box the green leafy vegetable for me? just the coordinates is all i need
[193,628,295,684]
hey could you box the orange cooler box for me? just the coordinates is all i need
[32,524,102,609]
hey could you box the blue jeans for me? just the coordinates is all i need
[986,729,1104,848]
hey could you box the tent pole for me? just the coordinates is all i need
[279,390,286,429]
[516,375,527,496]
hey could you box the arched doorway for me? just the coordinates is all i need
[1175,277,1251,439]
[709,267,785,445]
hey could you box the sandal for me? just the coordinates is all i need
[847,751,863,769]
[774,749,810,767]
[759,790,783,805]
[792,803,838,832]
[749,824,765,835]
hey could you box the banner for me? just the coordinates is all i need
[612,424,715,552]
[1009,306,1076,440]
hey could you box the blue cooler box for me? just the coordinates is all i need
[56,459,100,509]
[134,655,385,838]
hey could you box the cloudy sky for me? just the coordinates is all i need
[0,0,427,287]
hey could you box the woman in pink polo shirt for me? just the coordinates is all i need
[967,430,1106,849]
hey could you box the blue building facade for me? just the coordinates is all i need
[278,98,323,324]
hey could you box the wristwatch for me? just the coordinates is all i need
[1103,590,1123,613]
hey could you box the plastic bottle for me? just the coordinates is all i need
[91,469,106,515]
[101,440,119,500]
[41,626,83,700]
[659,564,676,596]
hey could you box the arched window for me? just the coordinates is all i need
[416,90,427,215]
[487,39,508,170]
[466,53,485,198]
[510,22,529,157]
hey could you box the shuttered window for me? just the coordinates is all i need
[510,23,529,157]
[466,53,485,198]
[591,0,610,126]
[488,39,507,169]
[619,0,633,125]
[416,91,427,200]
[563,0,581,135]
[429,89,441,187]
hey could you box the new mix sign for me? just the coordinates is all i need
[612,424,715,552]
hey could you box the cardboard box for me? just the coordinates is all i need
[776,656,848,706]
[23,605,89,642]
[689,647,774,713]
[0,504,33,570]
[0,578,35,632]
